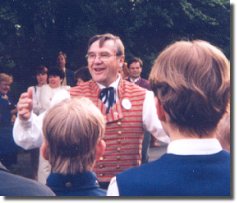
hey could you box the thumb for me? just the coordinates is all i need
[27,87,33,99]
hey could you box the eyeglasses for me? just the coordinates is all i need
[85,52,118,62]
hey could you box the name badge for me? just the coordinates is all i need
[122,98,132,110]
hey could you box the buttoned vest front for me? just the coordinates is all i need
[70,79,146,182]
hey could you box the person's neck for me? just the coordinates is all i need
[164,122,216,141]
[38,83,46,87]
[97,74,120,88]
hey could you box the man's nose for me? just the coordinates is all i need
[93,55,103,63]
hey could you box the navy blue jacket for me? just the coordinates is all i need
[0,93,15,127]
[46,171,106,196]
[0,94,19,161]
[117,151,230,196]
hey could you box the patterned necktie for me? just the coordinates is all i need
[99,87,115,114]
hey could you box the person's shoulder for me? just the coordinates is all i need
[140,77,149,82]
[70,80,96,97]
[122,79,146,92]
[117,160,152,177]
[0,170,55,196]
[118,155,170,178]
[219,150,231,159]
[139,78,151,90]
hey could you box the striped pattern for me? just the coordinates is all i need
[70,80,146,182]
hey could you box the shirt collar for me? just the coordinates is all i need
[47,171,99,189]
[129,77,140,83]
[60,67,66,72]
[167,138,222,155]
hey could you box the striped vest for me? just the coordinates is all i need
[70,79,146,182]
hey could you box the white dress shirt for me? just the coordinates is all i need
[106,138,223,196]
[13,77,170,150]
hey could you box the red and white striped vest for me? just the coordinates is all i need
[70,79,146,182]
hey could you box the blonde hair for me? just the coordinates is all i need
[0,73,13,84]
[42,97,105,174]
[149,40,230,136]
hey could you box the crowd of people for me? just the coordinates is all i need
[0,33,230,196]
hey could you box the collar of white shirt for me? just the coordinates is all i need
[129,77,140,83]
[62,67,66,72]
[167,138,222,155]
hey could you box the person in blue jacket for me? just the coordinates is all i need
[0,73,19,167]
[41,97,106,196]
[107,40,230,196]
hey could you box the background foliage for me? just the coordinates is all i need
[0,0,230,98]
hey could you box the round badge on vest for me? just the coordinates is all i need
[122,98,132,110]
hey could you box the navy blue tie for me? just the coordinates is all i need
[99,87,115,114]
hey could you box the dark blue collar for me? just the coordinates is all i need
[46,171,100,190]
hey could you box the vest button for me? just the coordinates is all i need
[117,139,121,144]
[117,121,122,126]
[118,130,122,135]
[99,173,104,177]
[117,147,121,152]
[116,156,120,160]
[99,156,104,161]
[99,164,104,168]
[65,182,72,188]
[116,165,120,169]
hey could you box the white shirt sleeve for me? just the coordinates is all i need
[143,90,170,144]
[106,177,120,196]
[13,112,45,150]
[13,90,71,150]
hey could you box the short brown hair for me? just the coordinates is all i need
[42,97,105,174]
[35,65,48,75]
[57,51,67,60]
[88,33,125,56]
[74,66,92,82]
[149,40,230,135]
[128,57,143,68]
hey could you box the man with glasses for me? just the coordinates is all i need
[13,33,169,189]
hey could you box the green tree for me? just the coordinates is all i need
[0,0,230,92]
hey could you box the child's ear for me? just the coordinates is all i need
[95,139,106,161]
[41,141,49,160]
[156,98,166,122]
